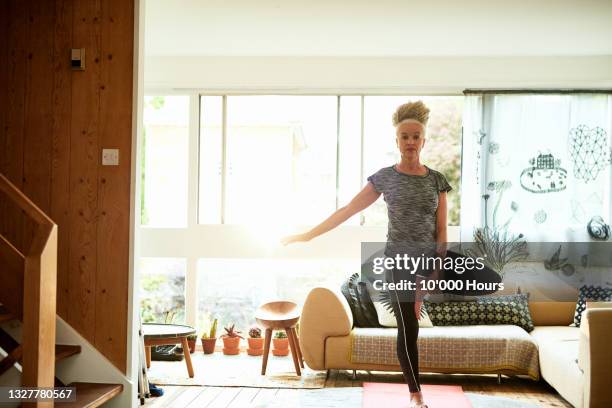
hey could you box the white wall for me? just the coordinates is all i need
[144,0,612,57]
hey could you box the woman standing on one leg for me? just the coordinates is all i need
[282,101,450,408]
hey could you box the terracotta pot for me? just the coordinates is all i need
[222,336,241,355]
[248,337,264,349]
[247,337,264,356]
[187,338,197,354]
[201,337,217,354]
[272,338,289,356]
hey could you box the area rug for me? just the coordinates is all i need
[363,383,471,408]
[252,388,541,408]
[147,352,326,389]
[465,393,541,408]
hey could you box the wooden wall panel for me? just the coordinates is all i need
[1,0,134,374]
[95,0,133,372]
[51,0,74,320]
[68,0,102,343]
[22,0,56,250]
[0,1,9,242]
[0,0,8,174]
[2,0,28,253]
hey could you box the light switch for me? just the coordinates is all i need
[102,149,119,166]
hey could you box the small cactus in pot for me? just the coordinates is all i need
[272,330,289,356]
[200,318,218,354]
[247,326,264,356]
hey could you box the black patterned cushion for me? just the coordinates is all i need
[424,293,534,332]
[573,285,612,327]
[341,273,381,328]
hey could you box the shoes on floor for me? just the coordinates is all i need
[151,345,184,361]
[149,383,164,397]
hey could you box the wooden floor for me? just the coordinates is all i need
[143,369,573,407]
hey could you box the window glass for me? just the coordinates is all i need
[224,96,338,226]
[139,258,186,323]
[196,258,357,333]
[142,96,189,227]
[338,96,362,225]
[199,96,223,224]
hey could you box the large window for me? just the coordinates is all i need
[198,95,462,226]
[140,92,463,330]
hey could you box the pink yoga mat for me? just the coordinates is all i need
[363,383,472,408]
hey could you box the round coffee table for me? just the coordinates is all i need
[143,323,196,378]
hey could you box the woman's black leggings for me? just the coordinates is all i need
[387,268,421,393]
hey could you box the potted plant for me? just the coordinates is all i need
[221,324,244,355]
[200,318,218,354]
[272,330,289,356]
[186,334,197,354]
[247,326,264,356]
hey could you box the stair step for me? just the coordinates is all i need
[55,344,82,362]
[57,382,123,408]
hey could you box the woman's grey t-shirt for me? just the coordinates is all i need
[367,165,452,244]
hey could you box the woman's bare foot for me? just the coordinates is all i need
[409,391,428,408]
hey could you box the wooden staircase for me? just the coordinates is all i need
[0,174,123,407]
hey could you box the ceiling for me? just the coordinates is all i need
[144,0,612,57]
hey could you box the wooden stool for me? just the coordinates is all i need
[255,301,304,376]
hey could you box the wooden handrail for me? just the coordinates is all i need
[0,174,55,227]
[0,173,57,408]
[0,233,25,259]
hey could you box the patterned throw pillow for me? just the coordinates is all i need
[372,301,434,328]
[424,293,534,332]
[573,285,612,327]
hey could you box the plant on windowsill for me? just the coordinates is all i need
[221,324,244,355]
[247,326,264,356]
[186,334,197,354]
[272,330,289,357]
[200,318,218,354]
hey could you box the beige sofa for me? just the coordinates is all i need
[299,287,612,408]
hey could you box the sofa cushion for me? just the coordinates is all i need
[341,273,381,327]
[573,285,612,327]
[530,326,583,408]
[528,301,575,326]
[349,325,539,379]
[425,294,534,332]
[373,301,434,328]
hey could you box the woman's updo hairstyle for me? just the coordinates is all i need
[392,100,430,128]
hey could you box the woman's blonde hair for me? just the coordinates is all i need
[392,100,430,128]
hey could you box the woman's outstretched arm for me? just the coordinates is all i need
[281,182,381,245]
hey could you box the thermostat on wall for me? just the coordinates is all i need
[71,48,85,70]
